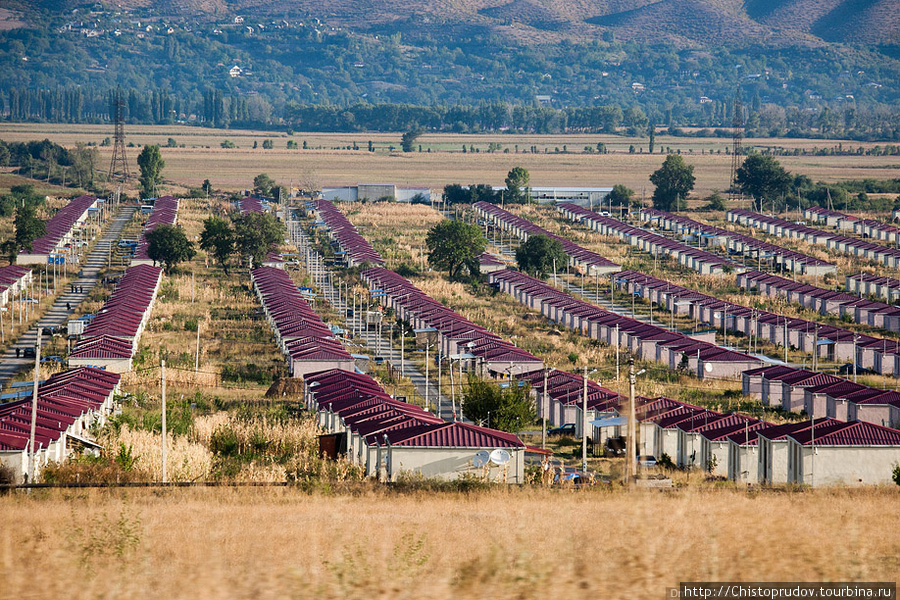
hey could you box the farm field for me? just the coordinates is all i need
[2,486,899,600]
[1,124,897,198]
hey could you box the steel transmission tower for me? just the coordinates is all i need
[108,88,130,183]
[729,91,744,201]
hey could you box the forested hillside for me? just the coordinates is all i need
[0,1,898,139]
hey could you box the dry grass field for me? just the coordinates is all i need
[2,486,899,600]
[1,123,897,198]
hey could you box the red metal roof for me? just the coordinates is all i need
[385,421,524,448]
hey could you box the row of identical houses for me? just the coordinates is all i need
[473,201,622,277]
[490,268,761,379]
[806,206,900,242]
[0,367,121,483]
[742,364,900,427]
[0,265,33,307]
[65,197,178,372]
[642,208,836,276]
[616,269,900,374]
[16,195,103,267]
[310,200,385,268]
[305,368,529,483]
[250,265,354,377]
[558,203,742,276]
[738,270,900,371]
[640,398,900,486]
[730,208,900,271]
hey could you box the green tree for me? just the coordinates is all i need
[701,192,727,212]
[199,216,235,274]
[443,183,469,205]
[462,376,535,433]
[425,219,486,281]
[202,179,212,194]
[262,139,274,149]
[14,203,46,253]
[505,167,530,204]
[648,124,656,154]
[233,212,285,267]
[69,143,100,188]
[253,173,275,196]
[605,184,635,207]
[650,155,695,211]
[0,240,16,265]
[136,145,165,197]
[515,234,567,278]
[624,106,649,135]
[146,224,195,274]
[735,154,792,212]
[401,128,423,152]
[470,184,498,203]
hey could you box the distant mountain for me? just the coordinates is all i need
[746,0,900,45]
[14,0,899,45]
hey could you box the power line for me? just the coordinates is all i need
[108,87,130,183]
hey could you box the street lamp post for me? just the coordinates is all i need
[582,365,598,475]
[626,359,638,484]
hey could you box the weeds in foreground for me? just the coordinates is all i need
[67,505,143,576]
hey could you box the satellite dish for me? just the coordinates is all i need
[473,450,490,468]
[489,448,511,465]
[704,363,713,373]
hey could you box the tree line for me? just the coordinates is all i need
[4,84,899,142]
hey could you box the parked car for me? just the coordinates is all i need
[23,348,36,359]
[637,455,658,468]
[373,356,385,366]
[604,436,626,457]
[548,423,576,436]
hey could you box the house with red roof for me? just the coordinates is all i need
[378,421,526,483]
[786,420,900,486]
[0,367,120,483]
[304,368,528,483]
[757,419,837,485]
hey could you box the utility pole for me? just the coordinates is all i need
[582,365,589,474]
[615,324,620,382]
[425,343,431,414]
[542,368,549,450]
[627,358,637,484]
[195,319,202,373]
[161,359,167,483]
[29,331,42,483]
[813,325,819,372]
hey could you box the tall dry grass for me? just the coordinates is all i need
[1,486,898,599]
[109,424,213,482]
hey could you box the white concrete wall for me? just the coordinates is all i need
[728,442,759,483]
[759,438,791,484]
[789,444,900,486]
[387,447,525,483]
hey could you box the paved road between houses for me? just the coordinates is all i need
[0,205,138,389]
[289,217,468,423]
